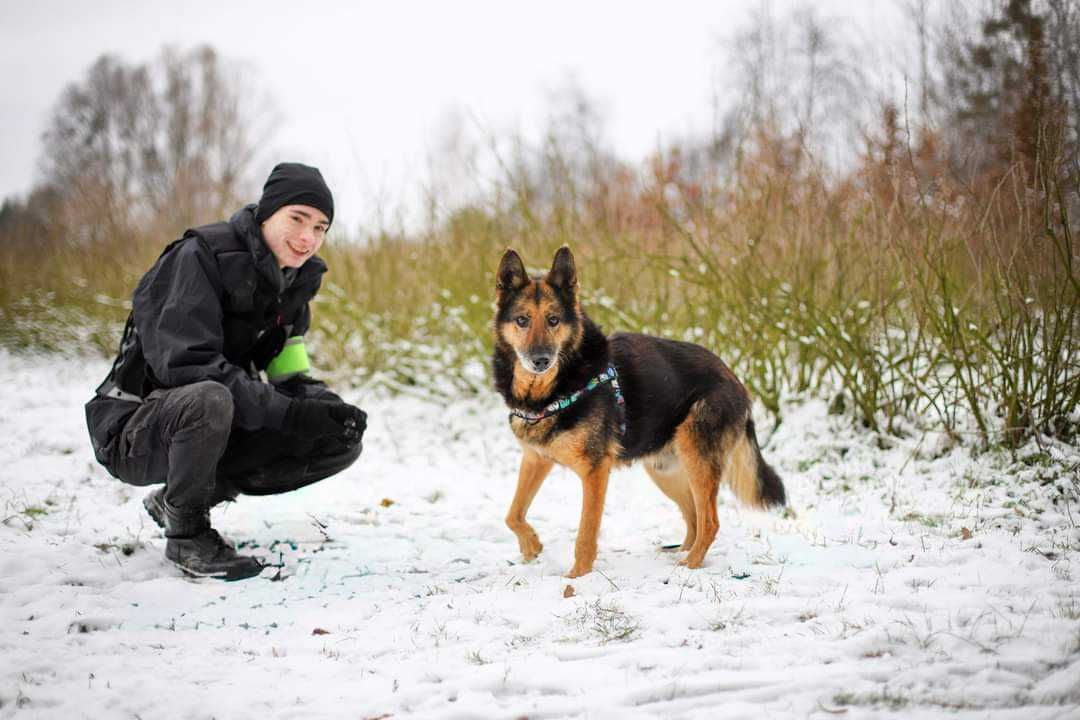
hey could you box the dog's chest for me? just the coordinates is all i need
[509,413,616,472]
[509,415,554,447]
[510,415,581,465]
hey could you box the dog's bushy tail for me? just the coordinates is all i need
[725,418,786,509]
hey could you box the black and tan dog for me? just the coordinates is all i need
[493,246,785,577]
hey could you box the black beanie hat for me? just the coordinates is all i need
[255,162,334,228]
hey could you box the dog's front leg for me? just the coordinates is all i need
[506,448,553,562]
[567,457,613,578]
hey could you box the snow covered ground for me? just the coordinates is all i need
[1,350,1078,719]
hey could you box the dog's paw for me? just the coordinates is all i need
[518,536,543,561]
[521,544,543,562]
[565,563,593,578]
[678,555,705,569]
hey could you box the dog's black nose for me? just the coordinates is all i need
[533,356,552,371]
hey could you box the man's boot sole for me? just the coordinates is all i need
[167,558,264,581]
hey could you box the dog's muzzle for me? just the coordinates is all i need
[517,350,555,375]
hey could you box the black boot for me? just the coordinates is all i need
[162,500,263,581]
[143,481,239,530]
[143,488,167,529]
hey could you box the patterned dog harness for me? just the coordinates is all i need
[510,364,627,435]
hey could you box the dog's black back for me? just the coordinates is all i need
[610,332,750,460]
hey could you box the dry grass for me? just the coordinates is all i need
[1,124,1077,450]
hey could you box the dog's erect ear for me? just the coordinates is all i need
[496,249,529,294]
[546,245,577,292]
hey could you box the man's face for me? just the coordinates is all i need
[260,204,329,268]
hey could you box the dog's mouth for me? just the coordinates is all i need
[516,350,557,376]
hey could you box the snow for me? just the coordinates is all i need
[1,349,1078,719]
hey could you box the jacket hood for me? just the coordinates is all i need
[229,204,327,293]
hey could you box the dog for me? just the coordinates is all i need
[492,246,786,577]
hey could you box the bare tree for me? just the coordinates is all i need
[934,0,1078,183]
[39,45,273,243]
[718,3,868,170]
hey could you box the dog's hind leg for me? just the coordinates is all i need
[506,448,554,562]
[673,412,723,569]
[644,449,697,551]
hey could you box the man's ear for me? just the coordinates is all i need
[496,249,529,293]
[546,245,577,292]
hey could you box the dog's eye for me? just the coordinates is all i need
[547,316,560,327]
[515,316,530,328]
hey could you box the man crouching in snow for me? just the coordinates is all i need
[85,163,366,581]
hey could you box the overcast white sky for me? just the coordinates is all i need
[0,0,904,232]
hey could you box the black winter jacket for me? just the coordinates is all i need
[85,205,327,474]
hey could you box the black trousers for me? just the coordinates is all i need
[112,381,362,510]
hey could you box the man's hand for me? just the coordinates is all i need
[335,403,366,444]
[283,399,366,443]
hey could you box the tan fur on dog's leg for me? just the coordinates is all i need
[644,456,697,550]
[567,457,613,578]
[506,448,553,562]
[674,424,721,568]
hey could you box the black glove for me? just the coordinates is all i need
[336,403,366,445]
[274,374,345,404]
[283,399,366,443]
